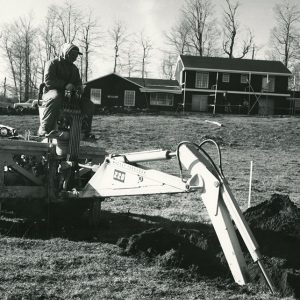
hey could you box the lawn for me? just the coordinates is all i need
[0,113,299,299]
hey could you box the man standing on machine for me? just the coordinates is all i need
[38,43,94,139]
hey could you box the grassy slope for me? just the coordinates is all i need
[0,113,299,299]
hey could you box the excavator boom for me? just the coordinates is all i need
[79,141,275,292]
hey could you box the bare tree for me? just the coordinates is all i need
[0,24,18,98]
[251,43,264,60]
[123,43,139,77]
[19,17,36,101]
[165,18,191,55]
[37,5,62,83]
[161,53,177,79]
[138,31,153,79]
[78,10,102,82]
[182,0,219,56]
[0,15,38,102]
[222,0,253,58]
[109,20,127,73]
[54,0,82,44]
[270,0,300,67]
[41,6,61,61]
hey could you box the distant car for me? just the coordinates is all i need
[13,99,39,109]
[0,124,18,137]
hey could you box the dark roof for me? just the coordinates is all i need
[180,55,291,75]
[125,77,180,88]
[86,73,181,91]
[85,73,130,84]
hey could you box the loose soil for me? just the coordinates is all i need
[0,113,299,299]
[116,193,300,298]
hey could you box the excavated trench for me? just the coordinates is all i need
[0,193,299,298]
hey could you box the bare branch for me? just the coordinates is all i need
[164,19,191,55]
[108,20,128,73]
[182,0,219,56]
[270,0,300,67]
[78,9,103,82]
[161,53,177,79]
[139,31,153,79]
[222,0,253,58]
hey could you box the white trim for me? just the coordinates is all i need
[147,85,179,88]
[176,55,183,68]
[178,58,184,85]
[183,88,290,97]
[140,88,182,94]
[182,67,291,77]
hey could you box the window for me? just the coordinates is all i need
[241,74,248,84]
[195,72,209,88]
[262,76,275,92]
[124,90,135,106]
[222,73,230,83]
[150,93,174,106]
[90,88,101,105]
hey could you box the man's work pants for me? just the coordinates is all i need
[39,90,94,135]
[39,90,64,134]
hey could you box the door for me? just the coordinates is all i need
[192,95,208,112]
[258,98,274,115]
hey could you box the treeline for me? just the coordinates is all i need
[0,1,104,103]
[1,0,300,103]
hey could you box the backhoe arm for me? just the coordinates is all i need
[80,142,275,293]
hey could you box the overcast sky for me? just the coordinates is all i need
[0,0,277,80]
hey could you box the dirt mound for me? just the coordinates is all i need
[243,194,300,268]
[117,227,226,277]
[244,193,300,236]
[243,194,300,298]
[118,194,300,298]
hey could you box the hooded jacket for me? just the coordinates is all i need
[43,43,82,92]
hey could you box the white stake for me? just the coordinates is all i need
[248,161,253,208]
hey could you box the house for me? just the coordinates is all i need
[84,73,182,111]
[175,55,292,114]
[84,57,292,115]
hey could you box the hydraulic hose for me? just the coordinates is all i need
[176,139,224,181]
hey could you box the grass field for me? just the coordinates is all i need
[0,113,299,299]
